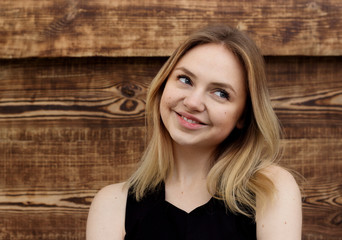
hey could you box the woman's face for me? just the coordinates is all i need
[160,43,247,151]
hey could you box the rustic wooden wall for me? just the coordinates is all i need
[0,0,341,239]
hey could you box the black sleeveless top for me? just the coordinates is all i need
[124,184,256,240]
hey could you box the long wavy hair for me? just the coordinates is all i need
[127,25,282,218]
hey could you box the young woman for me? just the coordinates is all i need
[86,25,302,240]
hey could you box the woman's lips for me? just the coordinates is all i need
[176,112,206,125]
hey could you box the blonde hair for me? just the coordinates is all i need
[127,25,282,218]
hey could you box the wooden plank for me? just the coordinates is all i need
[302,207,342,240]
[301,177,342,240]
[1,0,341,58]
[1,212,87,240]
[0,126,145,189]
[0,57,164,126]
[0,189,95,212]
[266,56,342,139]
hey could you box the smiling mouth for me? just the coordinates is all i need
[181,115,200,124]
[177,112,206,125]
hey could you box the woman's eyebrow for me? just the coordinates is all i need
[210,82,237,95]
[174,67,197,79]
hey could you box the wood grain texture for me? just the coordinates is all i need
[1,212,87,240]
[0,57,163,125]
[0,56,341,239]
[1,0,342,58]
[266,57,342,138]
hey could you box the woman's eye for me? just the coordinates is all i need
[214,90,230,100]
[178,75,192,85]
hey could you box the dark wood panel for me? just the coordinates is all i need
[1,0,341,58]
[281,138,341,173]
[0,57,164,126]
[266,56,342,139]
[302,206,342,240]
[302,184,342,240]
[0,126,145,189]
[1,212,87,240]
[0,189,94,212]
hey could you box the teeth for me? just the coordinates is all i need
[182,116,200,124]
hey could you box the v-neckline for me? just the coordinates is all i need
[164,197,214,215]
[161,182,214,214]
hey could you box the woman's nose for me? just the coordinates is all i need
[183,90,205,112]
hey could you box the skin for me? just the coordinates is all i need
[86,43,302,240]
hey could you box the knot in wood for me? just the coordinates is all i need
[121,83,137,98]
[120,100,138,112]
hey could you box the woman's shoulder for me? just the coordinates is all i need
[90,182,128,210]
[256,165,302,240]
[260,165,302,211]
[96,182,128,199]
[86,182,128,240]
[261,165,301,195]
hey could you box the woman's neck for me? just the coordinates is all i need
[169,142,215,184]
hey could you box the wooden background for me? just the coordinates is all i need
[0,0,341,239]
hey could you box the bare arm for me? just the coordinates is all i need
[86,182,127,240]
[256,166,302,240]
